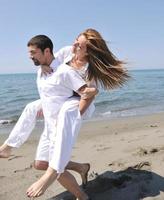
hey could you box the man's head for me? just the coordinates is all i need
[27,35,54,66]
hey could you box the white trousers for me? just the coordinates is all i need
[36,98,82,173]
[5,99,42,148]
[5,97,95,174]
[36,97,95,174]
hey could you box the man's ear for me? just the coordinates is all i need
[44,48,50,54]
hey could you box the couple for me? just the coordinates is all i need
[0,28,129,200]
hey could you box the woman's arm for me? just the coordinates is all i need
[41,46,72,75]
[79,97,95,115]
[81,87,98,100]
[78,86,98,115]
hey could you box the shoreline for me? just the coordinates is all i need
[0,110,164,135]
[0,112,164,199]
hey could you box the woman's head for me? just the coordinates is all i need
[75,28,130,89]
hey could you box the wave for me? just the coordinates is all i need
[100,110,112,116]
[95,98,121,106]
[0,119,17,125]
[2,96,37,105]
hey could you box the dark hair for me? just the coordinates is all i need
[27,35,53,54]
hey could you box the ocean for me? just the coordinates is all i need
[0,69,164,126]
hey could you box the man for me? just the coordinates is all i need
[27,35,94,199]
[0,35,96,200]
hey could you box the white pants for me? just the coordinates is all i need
[36,98,80,173]
[5,99,42,148]
[36,97,95,174]
[5,97,95,173]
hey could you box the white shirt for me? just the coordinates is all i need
[37,58,86,120]
[54,46,89,81]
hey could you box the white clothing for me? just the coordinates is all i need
[55,46,89,81]
[5,97,94,149]
[35,96,95,170]
[5,46,95,173]
[37,59,86,120]
[36,98,81,167]
[37,59,86,173]
[5,99,42,147]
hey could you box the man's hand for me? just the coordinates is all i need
[41,65,53,76]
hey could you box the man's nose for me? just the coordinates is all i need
[29,55,34,59]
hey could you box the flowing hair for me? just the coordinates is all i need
[81,29,130,90]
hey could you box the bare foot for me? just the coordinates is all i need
[80,163,90,188]
[26,168,57,198]
[0,144,12,158]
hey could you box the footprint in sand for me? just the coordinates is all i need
[150,124,158,128]
[135,147,160,157]
[97,146,111,151]
[13,164,33,173]
[108,161,124,168]
[8,155,23,161]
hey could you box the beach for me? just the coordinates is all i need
[0,112,164,200]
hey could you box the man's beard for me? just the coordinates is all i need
[32,58,40,66]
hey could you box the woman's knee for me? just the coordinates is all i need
[24,100,41,113]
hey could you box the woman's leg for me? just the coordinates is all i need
[0,99,42,158]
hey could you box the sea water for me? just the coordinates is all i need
[0,69,164,125]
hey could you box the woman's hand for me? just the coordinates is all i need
[37,109,44,118]
[81,87,99,99]
[41,65,53,76]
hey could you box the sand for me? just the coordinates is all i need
[0,112,164,200]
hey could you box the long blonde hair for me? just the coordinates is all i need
[81,28,130,89]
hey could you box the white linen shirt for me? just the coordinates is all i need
[54,46,89,80]
[37,59,86,138]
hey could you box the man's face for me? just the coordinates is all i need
[28,45,46,66]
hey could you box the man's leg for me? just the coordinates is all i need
[27,166,89,200]
[28,125,89,199]
[58,170,89,200]
[34,160,90,188]
[34,98,90,186]
[0,99,42,158]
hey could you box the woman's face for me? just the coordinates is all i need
[72,34,88,60]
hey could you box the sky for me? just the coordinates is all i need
[0,0,164,74]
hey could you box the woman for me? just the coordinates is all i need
[26,28,129,200]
